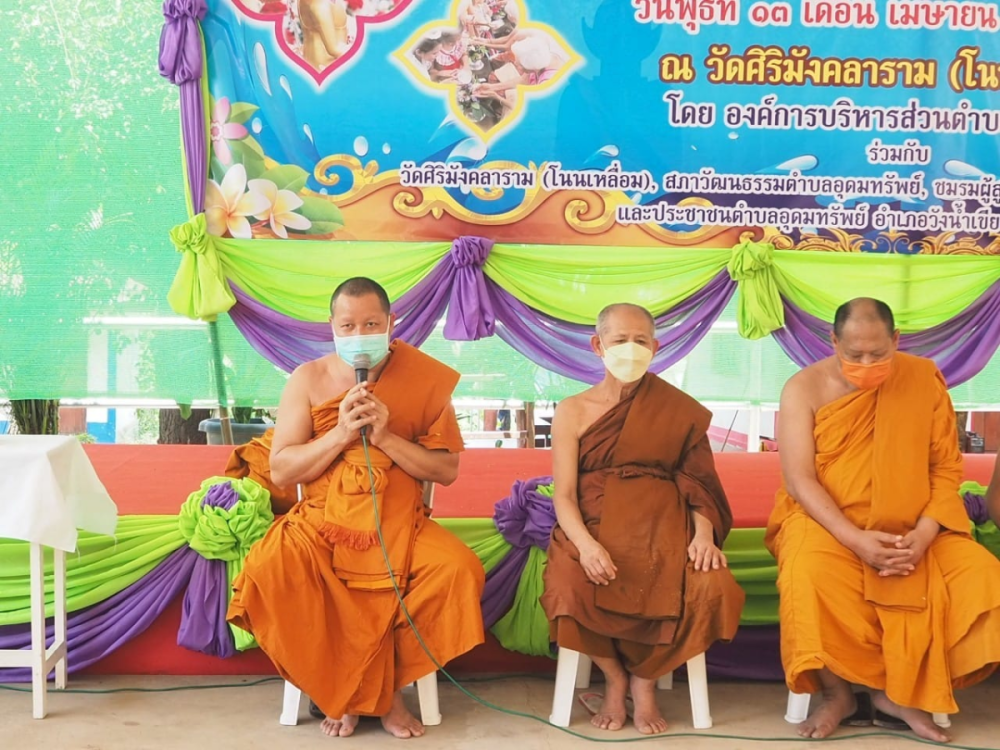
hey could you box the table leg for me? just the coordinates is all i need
[29,543,48,719]
[54,547,67,689]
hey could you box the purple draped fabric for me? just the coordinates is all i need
[159,0,208,214]
[964,491,989,525]
[773,281,1000,387]
[204,481,239,510]
[481,477,556,628]
[489,272,733,384]
[228,236,734,382]
[481,548,531,629]
[686,625,784,682]
[177,556,236,658]
[443,236,496,340]
[0,548,198,682]
[493,478,557,551]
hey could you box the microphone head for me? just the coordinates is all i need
[352,353,372,370]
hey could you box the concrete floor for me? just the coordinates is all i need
[3,675,998,750]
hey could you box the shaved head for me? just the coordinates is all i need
[596,303,655,337]
[330,277,391,316]
[833,298,895,338]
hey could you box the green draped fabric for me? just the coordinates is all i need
[179,234,1000,334]
[482,244,728,325]
[0,516,777,656]
[178,476,275,649]
[958,481,1000,559]
[0,516,184,625]
[3,513,995,659]
[166,214,237,321]
[491,547,552,657]
[217,239,448,321]
[727,241,783,340]
[772,251,1000,332]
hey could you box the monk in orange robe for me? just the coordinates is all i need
[227,277,485,739]
[768,297,1000,742]
[541,303,745,734]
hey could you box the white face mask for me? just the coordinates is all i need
[601,341,653,383]
[333,331,390,370]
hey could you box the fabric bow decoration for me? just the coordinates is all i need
[727,240,784,340]
[481,477,556,630]
[158,0,207,85]
[167,214,237,320]
[443,236,497,341]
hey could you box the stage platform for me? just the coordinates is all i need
[58,446,998,678]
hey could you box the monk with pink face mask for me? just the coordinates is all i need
[767,297,1000,743]
[541,303,744,736]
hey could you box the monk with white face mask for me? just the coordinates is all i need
[540,303,745,735]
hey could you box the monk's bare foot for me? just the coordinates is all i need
[590,672,628,731]
[873,692,950,743]
[629,674,668,735]
[589,655,628,731]
[321,714,359,737]
[380,691,425,739]
[797,680,855,739]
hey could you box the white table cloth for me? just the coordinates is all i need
[0,435,118,718]
[0,435,118,550]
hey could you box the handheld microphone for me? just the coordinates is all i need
[353,353,372,436]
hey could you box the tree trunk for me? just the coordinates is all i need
[158,408,211,445]
[10,399,60,434]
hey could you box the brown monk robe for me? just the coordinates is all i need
[541,375,745,686]
[227,341,485,722]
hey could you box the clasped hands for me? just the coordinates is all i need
[849,521,938,577]
[577,532,727,587]
[336,382,389,445]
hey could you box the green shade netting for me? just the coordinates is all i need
[8,3,1000,406]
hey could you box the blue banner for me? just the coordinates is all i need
[202,0,1000,252]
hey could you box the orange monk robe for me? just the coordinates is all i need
[766,353,1000,714]
[541,374,745,678]
[227,342,485,718]
[226,430,298,515]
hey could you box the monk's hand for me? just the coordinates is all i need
[850,529,915,575]
[892,518,939,570]
[578,539,617,586]
[687,536,727,572]
[337,383,378,441]
[362,393,390,446]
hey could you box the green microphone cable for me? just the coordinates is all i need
[357,436,986,748]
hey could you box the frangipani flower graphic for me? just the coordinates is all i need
[205,165,272,239]
[210,98,250,166]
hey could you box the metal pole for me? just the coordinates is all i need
[207,319,234,445]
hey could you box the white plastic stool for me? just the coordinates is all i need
[279,485,443,728]
[280,672,442,726]
[549,648,712,729]
[785,691,950,728]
